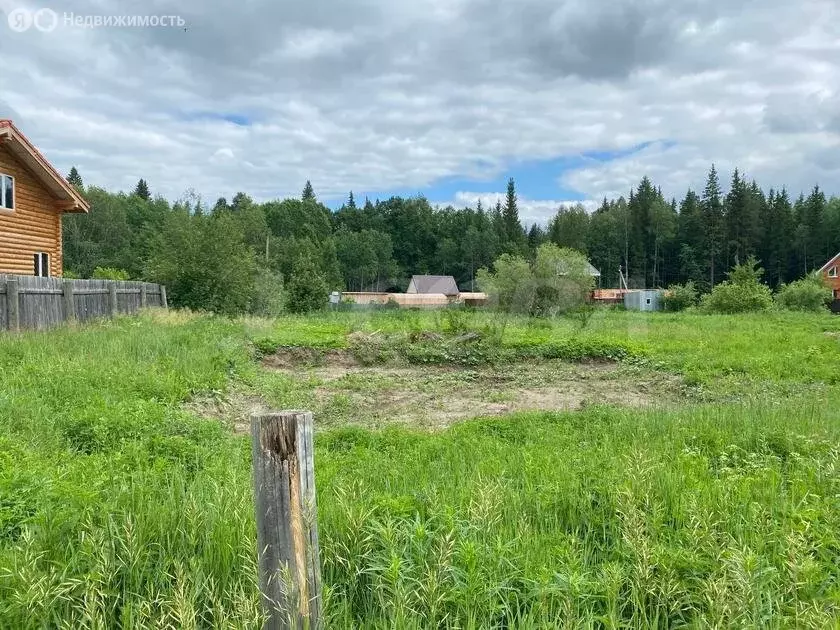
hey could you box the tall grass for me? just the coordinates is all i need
[1,309,839,627]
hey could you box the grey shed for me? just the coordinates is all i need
[406,275,460,296]
[624,290,663,312]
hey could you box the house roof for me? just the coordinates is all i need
[554,261,601,277]
[409,275,460,295]
[0,120,89,213]
[819,252,840,273]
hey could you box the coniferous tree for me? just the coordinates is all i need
[67,166,83,188]
[724,169,761,267]
[760,188,794,287]
[628,177,658,287]
[212,197,229,214]
[677,189,705,286]
[548,204,589,253]
[302,180,316,202]
[527,223,546,251]
[649,196,677,287]
[347,191,356,210]
[134,178,150,201]
[701,165,725,287]
[502,178,524,253]
[803,185,827,270]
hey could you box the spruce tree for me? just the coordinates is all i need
[134,178,150,201]
[760,188,794,287]
[347,191,356,210]
[677,189,704,285]
[628,177,657,287]
[66,166,83,188]
[502,178,524,253]
[724,169,760,267]
[302,180,316,202]
[804,185,827,269]
[701,165,724,287]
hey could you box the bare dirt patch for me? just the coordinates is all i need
[261,357,683,429]
[261,347,359,370]
[184,391,272,434]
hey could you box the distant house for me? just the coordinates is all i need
[0,120,89,276]
[553,260,602,288]
[406,275,460,296]
[361,278,405,293]
[819,252,840,305]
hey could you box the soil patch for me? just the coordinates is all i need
[261,347,358,370]
[184,392,271,434]
[260,356,683,429]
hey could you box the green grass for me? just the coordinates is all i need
[1,308,840,627]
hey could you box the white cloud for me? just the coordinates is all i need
[0,0,837,208]
[439,192,598,227]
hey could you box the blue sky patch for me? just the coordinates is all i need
[333,141,664,209]
[181,111,252,126]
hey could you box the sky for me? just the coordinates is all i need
[0,0,838,226]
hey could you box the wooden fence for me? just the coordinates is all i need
[0,275,167,331]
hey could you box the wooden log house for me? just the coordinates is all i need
[0,120,89,277]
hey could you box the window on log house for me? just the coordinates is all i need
[0,174,13,210]
[34,252,49,277]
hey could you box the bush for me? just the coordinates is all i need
[249,269,285,317]
[664,282,698,312]
[145,211,257,314]
[700,257,773,314]
[701,281,772,314]
[92,267,130,281]
[775,275,831,312]
[286,259,328,314]
[478,244,594,316]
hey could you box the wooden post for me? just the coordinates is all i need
[6,279,19,331]
[160,285,168,309]
[140,284,148,308]
[63,280,76,322]
[108,283,119,317]
[251,411,322,630]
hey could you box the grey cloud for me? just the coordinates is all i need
[0,0,838,206]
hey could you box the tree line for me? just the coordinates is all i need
[60,165,840,313]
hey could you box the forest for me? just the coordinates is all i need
[61,165,840,313]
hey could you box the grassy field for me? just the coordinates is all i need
[2,308,840,628]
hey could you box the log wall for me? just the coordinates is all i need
[0,144,63,276]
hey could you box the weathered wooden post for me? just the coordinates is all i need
[140,284,148,308]
[108,283,119,317]
[6,279,19,331]
[160,285,168,309]
[251,411,322,630]
[63,280,76,322]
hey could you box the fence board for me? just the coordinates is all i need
[0,275,167,331]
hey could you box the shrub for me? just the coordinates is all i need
[92,267,130,281]
[775,274,831,312]
[286,259,328,314]
[701,257,773,314]
[145,211,257,314]
[440,307,472,334]
[701,281,772,314]
[478,245,594,316]
[249,269,285,317]
[664,282,698,312]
